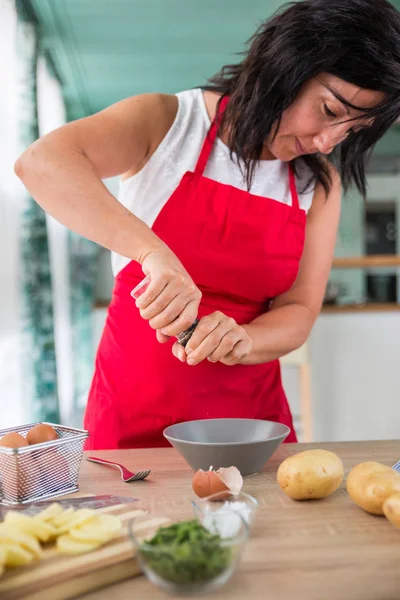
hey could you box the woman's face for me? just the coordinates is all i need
[264,73,385,161]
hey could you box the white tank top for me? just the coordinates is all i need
[112,88,315,276]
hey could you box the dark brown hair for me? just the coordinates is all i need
[203,0,400,198]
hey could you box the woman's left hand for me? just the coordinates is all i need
[171,311,253,366]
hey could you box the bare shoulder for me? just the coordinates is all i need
[308,160,341,219]
[122,92,178,129]
[112,93,179,179]
[24,92,180,181]
[99,91,178,147]
[142,93,179,153]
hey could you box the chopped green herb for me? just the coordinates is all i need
[139,519,232,585]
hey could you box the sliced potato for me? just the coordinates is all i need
[51,507,75,528]
[4,512,57,542]
[0,524,42,558]
[0,546,6,566]
[69,514,122,544]
[56,534,100,555]
[34,502,64,523]
[56,509,97,535]
[1,543,35,567]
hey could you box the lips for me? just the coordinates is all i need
[295,138,308,155]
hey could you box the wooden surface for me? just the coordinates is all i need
[71,441,400,600]
[3,441,400,600]
[321,302,400,313]
[95,300,400,313]
[332,255,400,268]
[0,502,170,600]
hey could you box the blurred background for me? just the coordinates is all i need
[2,0,400,443]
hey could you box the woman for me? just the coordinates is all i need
[15,0,400,449]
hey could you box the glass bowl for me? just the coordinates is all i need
[128,510,249,596]
[191,490,259,536]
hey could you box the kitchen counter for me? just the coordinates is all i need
[321,302,400,313]
[76,440,400,600]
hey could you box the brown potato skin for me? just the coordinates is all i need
[383,492,400,527]
[277,449,344,500]
[346,462,400,515]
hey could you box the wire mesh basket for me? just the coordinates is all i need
[0,422,89,506]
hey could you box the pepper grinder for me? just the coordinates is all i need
[131,275,199,347]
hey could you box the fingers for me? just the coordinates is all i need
[184,312,239,365]
[134,274,201,335]
[134,275,170,311]
[207,330,243,363]
[159,300,199,337]
[219,339,251,366]
[184,312,222,353]
[145,292,182,329]
[172,341,187,362]
[170,311,252,366]
[156,330,170,344]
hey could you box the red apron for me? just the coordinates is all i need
[84,98,306,450]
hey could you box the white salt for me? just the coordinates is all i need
[202,501,252,538]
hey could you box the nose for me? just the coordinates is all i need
[313,124,349,154]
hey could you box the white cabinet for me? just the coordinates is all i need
[282,311,400,442]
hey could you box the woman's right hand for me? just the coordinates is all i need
[135,249,201,339]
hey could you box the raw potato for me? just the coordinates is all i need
[56,514,122,554]
[69,514,122,544]
[361,472,400,515]
[1,543,35,567]
[346,462,400,515]
[56,534,99,555]
[4,512,57,542]
[346,461,392,509]
[34,502,64,522]
[0,546,5,576]
[383,492,400,527]
[55,509,97,535]
[0,524,42,558]
[51,507,75,529]
[277,449,344,500]
[0,502,124,578]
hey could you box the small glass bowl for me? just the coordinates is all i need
[192,490,259,536]
[128,511,249,596]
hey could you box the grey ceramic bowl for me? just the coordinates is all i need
[163,418,290,476]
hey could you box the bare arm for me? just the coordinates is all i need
[172,168,341,367]
[14,93,176,262]
[14,93,202,336]
[240,169,341,365]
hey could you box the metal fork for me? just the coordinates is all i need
[86,456,151,482]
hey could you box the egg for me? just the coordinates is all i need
[0,432,29,448]
[192,469,229,498]
[192,466,244,499]
[26,424,58,445]
[0,435,40,502]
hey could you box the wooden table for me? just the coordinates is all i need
[77,440,400,600]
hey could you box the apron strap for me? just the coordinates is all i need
[288,164,300,210]
[194,95,229,176]
[195,96,301,213]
